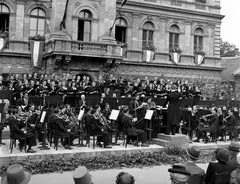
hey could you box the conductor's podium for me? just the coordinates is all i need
[152,133,189,148]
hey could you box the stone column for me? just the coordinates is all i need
[99,0,117,43]
[15,2,25,39]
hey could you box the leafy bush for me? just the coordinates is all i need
[0,146,216,176]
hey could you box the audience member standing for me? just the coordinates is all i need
[228,142,240,169]
[205,148,235,184]
[182,146,205,184]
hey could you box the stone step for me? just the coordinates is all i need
[156,133,189,148]
[151,138,171,147]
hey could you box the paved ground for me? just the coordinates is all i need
[3,164,208,184]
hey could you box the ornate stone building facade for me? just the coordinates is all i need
[0,0,224,82]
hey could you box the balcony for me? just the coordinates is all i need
[45,39,123,59]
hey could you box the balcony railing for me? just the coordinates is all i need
[45,39,123,58]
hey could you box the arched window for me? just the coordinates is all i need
[0,4,10,32]
[78,10,92,41]
[142,21,154,47]
[169,25,180,49]
[194,28,204,51]
[115,18,127,43]
[30,8,46,36]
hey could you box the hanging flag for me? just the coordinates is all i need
[143,50,155,62]
[0,37,8,53]
[60,0,69,30]
[170,52,181,64]
[195,54,205,65]
[120,0,128,8]
[30,40,44,68]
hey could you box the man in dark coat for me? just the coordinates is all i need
[53,109,77,149]
[8,109,37,153]
[227,141,240,169]
[121,108,149,147]
[194,107,218,143]
[163,84,182,135]
[205,148,235,184]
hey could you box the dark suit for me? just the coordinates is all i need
[182,161,205,175]
[8,116,37,148]
[205,162,235,184]
[53,115,77,146]
[122,114,147,143]
[163,91,182,135]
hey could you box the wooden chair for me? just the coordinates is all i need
[9,125,27,154]
[122,121,138,148]
[213,171,231,184]
[85,122,103,149]
[53,122,71,150]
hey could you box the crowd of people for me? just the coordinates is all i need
[169,142,240,184]
[0,72,201,101]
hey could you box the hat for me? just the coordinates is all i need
[228,141,240,152]
[1,164,31,184]
[216,148,229,163]
[73,166,92,184]
[168,165,190,184]
[186,146,200,160]
[168,165,190,176]
[116,172,135,184]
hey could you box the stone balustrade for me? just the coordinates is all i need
[45,39,123,58]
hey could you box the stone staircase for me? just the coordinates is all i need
[152,133,189,148]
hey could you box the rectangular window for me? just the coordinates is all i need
[78,20,91,41]
[0,14,9,31]
[169,33,179,48]
[142,30,154,47]
[194,35,203,50]
[115,26,126,43]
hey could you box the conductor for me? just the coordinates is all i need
[163,84,182,135]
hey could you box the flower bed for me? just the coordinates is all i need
[0,146,216,175]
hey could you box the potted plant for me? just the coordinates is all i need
[29,34,45,68]
[0,31,9,53]
[169,46,182,64]
[142,45,155,62]
[194,50,205,65]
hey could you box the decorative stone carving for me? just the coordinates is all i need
[93,3,98,9]
[76,2,81,7]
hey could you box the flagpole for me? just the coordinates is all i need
[109,0,127,36]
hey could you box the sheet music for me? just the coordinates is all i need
[40,111,46,123]
[78,110,85,121]
[145,110,154,120]
[109,110,120,120]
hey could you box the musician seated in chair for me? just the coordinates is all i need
[8,108,37,153]
[91,109,112,148]
[219,109,236,141]
[53,109,78,149]
[121,108,149,147]
[194,107,218,143]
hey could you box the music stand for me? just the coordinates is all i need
[144,110,154,142]
[77,110,86,147]
[38,110,50,150]
[109,110,120,145]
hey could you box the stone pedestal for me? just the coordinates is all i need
[152,133,189,148]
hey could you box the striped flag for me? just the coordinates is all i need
[30,40,44,68]
[0,37,8,53]
[120,0,128,8]
[143,50,155,62]
[195,54,204,65]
